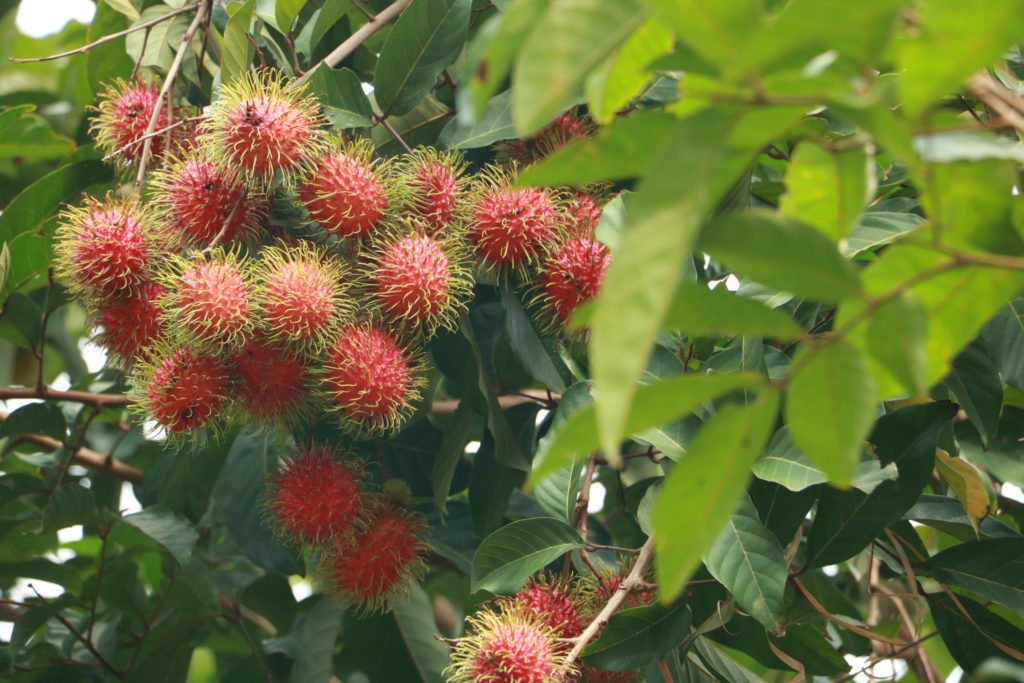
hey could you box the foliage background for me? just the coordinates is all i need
[1,0,1024,681]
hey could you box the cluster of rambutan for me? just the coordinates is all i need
[445,572,649,683]
[56,69,611,442]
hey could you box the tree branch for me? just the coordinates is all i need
[0,386,130,408]
[103,115,206,162]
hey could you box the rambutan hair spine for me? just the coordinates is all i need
[90,75,182,169]
[250,241,354,355]
[89,280,169,368]
[155,246,256,354]
[393,147,471,234]
[358,217,475,339]
[198,68,327,189]
[226,335,317,428]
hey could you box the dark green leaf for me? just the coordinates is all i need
[432,403,475,520]
[944,338,1003,448]
[664,282,804,340]
[40,485,101,534]
[841,211,924,257]
[121,506,198,565]
[471,517,584,594]
[982,297,1024,392]
[582,601,691,671]
[87,1,133,93]
[501,285,567,392]
[905,494,1019,541]
[438,89,515,149]
[8,595,75,668]
[391,586,449,683]
[922,538,1024,613]
[288,597,344,683]
[0,106,74,162]
[374,0,471,116]
[929,592,1024,674]
[0,402,66,442]
[306,64,374,128]
[221,0,256,87]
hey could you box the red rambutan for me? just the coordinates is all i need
[252,242,350,352]
[363,223,472,335]
[469,180,560,273]
[445,605,573,683]
[298,137,391,240]
[149,147,264,247]
[321,504,428,613]
[502,576,585,639]
[54,196,160,299]
[502,112,591,165]
[160,249,253,350]
[90,78,172,166]
[397,148,467,231]
[92,280,166,364]
[321,323,424,434]
[133,346,229,434]
[567,193,604,236]
[200,69,324,185]
[264,444,373,547]
[228,337,311,424]
[538,237,611,329]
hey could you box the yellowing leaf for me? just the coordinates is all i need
[935,449,991,534]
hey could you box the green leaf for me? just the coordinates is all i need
[513,0,647,134]
[780,140,875,242]
[9,594,76,669]
[664,282,804,340]
[0,231,49,304]
[905,494,1019,542]
[698,210,864,303]
[804,402,956,568]
[103,0,140,20]
[125,6,182,69]
[532,381,592,515]
[654,390,780,601]
[0,559,82,591]
[531,372,763,482]
[501,285,567,392]
[392,586,450,683]
[982,297,1024,393]
[374,0,472,117]
[704,495,787,631]
[0,160,113,246]
[581,600,692,671]
[121,506,198,565]
[288,597,344,683]
[866,291,929,397]
[637,0,759,77]
[88,1,134,92]
[0,402,66,442]
[753,428,898,493]
[584,16,674,123]
[944,339,1003,448]
[0,105,74,162]
[40,485,101,534]
[221,0,256,88]
[929,592,1024,674]
[274,0,305,32]
[431,403,475,520]
[306,64,374,128]
[841,211,924,257]
[371,93,452,156]
[923,538,1024,614]
[785,338,877,487]
[438,88,515,149]
[470,517,584,594]
[691,637,764,683]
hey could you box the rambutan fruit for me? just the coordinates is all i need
[149,147,265,247]
[263,444,374,547]
[228,337,312,424]
[298,137,392,240]
[568,192,604,236]
[361,220,473,335]
[536,236,611,330]
[468,173,561,273]
[320,503,429,613]
[501,111,591,165]
[445,605,573,683]
[90,77,173,166]
[321,323,425,434]
[54,196,161,299]
[200,69,324,186]
[395,148,468,231]
[91,280,167,365]
[500,575,585,639]
[591,574,654,610]
[159,248,253,351]
[252,242,351,352]
[132,345,229,434]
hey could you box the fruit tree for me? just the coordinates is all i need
[2,0,1024,681]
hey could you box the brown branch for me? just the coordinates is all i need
[376,115,414,153]
[9,3,201,63]
[572,456,602,576]
[554,535,657,681]
[430,390,558,414]
[291,0,413,88]
[0,386,130,408]
[222,602,277,683]
[135,0,211,189]
[102,115,206,162]
[0,410,143,485]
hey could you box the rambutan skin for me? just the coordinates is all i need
[159,249,253,351]
[252,243,350,352]
[538,237,611,329]
[90,78,170,166]
[228,337,311,424]
[132,346,229,434]
[263,444,373,547]
[92,281,167,364]
[298,138,391,240]
[396,148,468,231]
[502,578,585,639]
[469,184,560,272]
[54,196,160,299]
[321,504,429,613]
[199,69,325,185]
[320,323,425,434]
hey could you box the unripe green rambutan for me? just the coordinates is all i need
[91,280,167,365]
[149,146,265,247]
[298,137,393,240]
[90,77,175,167]
[158,248,253,351]
[263,443,375,547]
[252,242,351,352]
[199,69,325,186]
[132,345,229,435]
[228,337,312,424]
[445,605,573,683]
[319,503,429,614]
[321,322,425,434]
[395,148,468,232]
[360,220,473,336]
[54,196,163,300]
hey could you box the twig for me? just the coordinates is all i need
[554,535,657,681]
[1,410,143,485]
[135,0,211,190]
[657,657,675,682]
[28,584,124,679]
[34,271,55,393]
[572,456,601,576]
[86,523,113,641]
[430,390,558,414]
[292,0,413,88]
[102,115,206,162]
[376,115,413,152]
[223,602,277,683]
[52,403,103,489]
[9,2,201,63]
[201,191,248,253]
[0,385,130,408]
[350,0,377,22]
